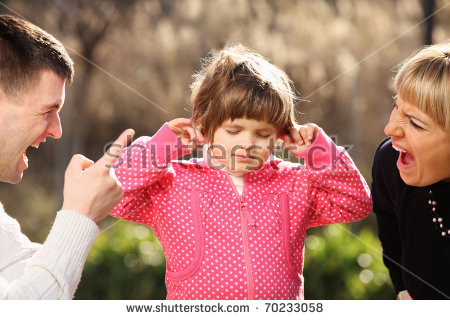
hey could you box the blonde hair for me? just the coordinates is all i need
[394,42,450,131]
[190,44,297,141]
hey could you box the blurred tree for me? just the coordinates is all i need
[421,0,436,44]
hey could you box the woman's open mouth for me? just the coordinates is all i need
[393,144,415,169]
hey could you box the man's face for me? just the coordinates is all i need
[0,70,65,183]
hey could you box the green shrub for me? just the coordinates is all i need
[303,223,394,299]
[76,220,166,299]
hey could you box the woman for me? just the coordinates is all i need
[372,42,450,300]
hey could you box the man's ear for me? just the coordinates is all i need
[0,87,22,105]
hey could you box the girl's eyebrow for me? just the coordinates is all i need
[226,124,275,131]
[224,124,244,130]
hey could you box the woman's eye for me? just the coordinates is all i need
[409,120,423,130]
[258,133,271,138]
[226,130,239,135]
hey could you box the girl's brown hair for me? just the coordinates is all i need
[191,44,297,141]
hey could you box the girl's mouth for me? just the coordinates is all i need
[234,154,253,162]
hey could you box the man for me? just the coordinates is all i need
[0,15,133,299]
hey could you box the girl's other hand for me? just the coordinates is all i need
[282,123,321,156]
[167,118,205,151]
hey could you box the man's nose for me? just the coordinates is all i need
[47,112,62,139]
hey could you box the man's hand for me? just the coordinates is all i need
[61,129,135,222]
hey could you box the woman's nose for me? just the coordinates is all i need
[384,110,402,137]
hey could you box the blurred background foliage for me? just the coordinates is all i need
[0,0,448,299]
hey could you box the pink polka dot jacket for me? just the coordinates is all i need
[110,124,372,300]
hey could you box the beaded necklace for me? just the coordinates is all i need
[428,189,450,238]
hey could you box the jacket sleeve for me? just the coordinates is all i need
[296,129,372,228]
[371,140,405,293]
[0,210,98,299]
[110,123,191,224]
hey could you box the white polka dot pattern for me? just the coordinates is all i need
[110,124,372,300]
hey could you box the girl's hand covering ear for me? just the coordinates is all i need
[282,123,321,156]
[167,118,205,151]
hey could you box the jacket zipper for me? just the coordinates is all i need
[225,172,255,299]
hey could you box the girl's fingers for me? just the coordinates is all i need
[307,124,315,140]
[192,124,205,143]
[168,118,192,135]
[307,123,320,141]
[184,125,196,139]
[289,127,304,145]
[167,118,205,151]
[282,135,291,147]
[298,126,309,145]
[175,118,192,126]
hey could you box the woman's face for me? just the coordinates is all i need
[384,95,450,186]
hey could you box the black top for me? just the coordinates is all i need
[371,138,450,299]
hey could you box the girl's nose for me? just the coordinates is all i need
[241,135,256,149]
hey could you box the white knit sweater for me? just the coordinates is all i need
[0,203,99,299]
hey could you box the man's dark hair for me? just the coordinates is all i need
[0,14,74,102]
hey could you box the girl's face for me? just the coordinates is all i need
[209,118,278,175]
[384,95,450,186]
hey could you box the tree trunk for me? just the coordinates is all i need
[421,0,436,45]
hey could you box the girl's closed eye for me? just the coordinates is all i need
[226,129,240,135]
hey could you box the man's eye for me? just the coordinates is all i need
[409,120,423,130]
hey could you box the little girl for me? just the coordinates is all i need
[110,44,372,300]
